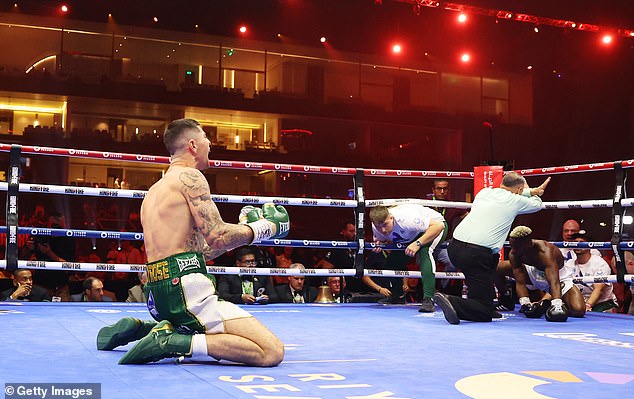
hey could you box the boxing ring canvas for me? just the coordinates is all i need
[1,302,632,399]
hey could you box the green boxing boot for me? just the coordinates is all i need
[118,320,193,365]
[97,317,157,350]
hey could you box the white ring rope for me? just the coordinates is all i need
[1,260,632,285]
[0,182,356,207]
[365,198,473,209]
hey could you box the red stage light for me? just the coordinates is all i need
[61,5,68,13]
[239,25,247,34]
[320,36,327,43]
[460,53,470,63]
[392,44,402,54]
[457,13,467,24]
[601,34,613,44]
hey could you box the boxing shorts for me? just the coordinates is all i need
[524,263,574,296]
[145,252,251,334]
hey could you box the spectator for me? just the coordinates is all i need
[321,221,367,294]
[560,219,601,262]
[116,240,144,265]
[0,269,51,301]
[35,212,76,301]
[567,232,618,313]
[274,263,317,303]
[105,241,119,263]
[126,272,148,303]
[429,179,468,296]
[217,246,276,304]
[72,276,113,302]
[272,246,294,286]
[27,204,48,228]
[326,276,351,303]
[361,249,407,303]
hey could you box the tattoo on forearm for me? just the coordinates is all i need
[180,169,253,250]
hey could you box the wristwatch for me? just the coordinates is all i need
[414,240,422,247]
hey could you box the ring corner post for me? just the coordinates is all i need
[354,169,365,279]
[5,144,22,272]
[611,161,626,284]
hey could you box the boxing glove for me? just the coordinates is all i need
[545,299,568,322]
[262,203,290,238]
[243,203,290,243]
[519,299,550,318]
[239,205,263,224]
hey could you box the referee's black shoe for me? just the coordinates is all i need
[433,293,460,325]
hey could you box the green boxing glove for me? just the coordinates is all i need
[246,203,290,243]
[239,205,263,224]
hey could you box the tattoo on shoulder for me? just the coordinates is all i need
[179,170,210,200]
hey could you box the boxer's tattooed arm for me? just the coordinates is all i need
[201,243,226,261]
[180,169,253,250]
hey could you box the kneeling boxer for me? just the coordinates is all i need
[96,118,288,367]
[498,225,585,322]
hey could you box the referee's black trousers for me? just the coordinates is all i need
[446,239,500,322]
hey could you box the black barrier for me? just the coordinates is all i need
[5,145,22,272]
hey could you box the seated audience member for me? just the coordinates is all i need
[496,226,585,321]
[72,276,113,302]
[271,246,294,286]
[326,276,352,303]
[341,249,405,303]
[105,241,120,263]
[321,221,368,294]
[126,272,148,303]
[560,219,602,261]
[0,269,51,301]
[274,263,317,303]
[217,246,276,304]
[34,212,76,301]
[116,240,144,264]
[567,232,618,313]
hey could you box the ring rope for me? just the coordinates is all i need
[3,182,630,210]
[3,143,634,179]
[365,198,473,209]
[0,182,357,207]
[363,168,473,179]
[1,260,631,285]
[4,225,634,251]
[516,160,634,176]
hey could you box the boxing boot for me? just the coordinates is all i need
[119,320,193,364]
[545,299,568,322]
[97,317,157,350]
